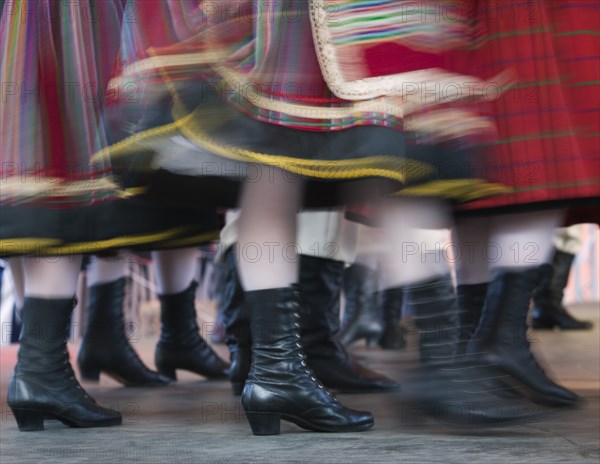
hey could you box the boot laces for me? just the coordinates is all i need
[291,310,338,402]
[61,345,90,399]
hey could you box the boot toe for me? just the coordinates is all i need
[538,384,581,407]
[343,409,375,431]
[200,359,230,379]
[136,372,173,387]
[285,404,375,432]
[478,349,581,407]
[319,407,374,431]
[320,364,401,392]
[44,400,123,428]
[558,317,593,331]
[155,344,230,380]
[531,306,593,331]
[308,351,401,393]
[73,406,123,428]
[405,363,551,427]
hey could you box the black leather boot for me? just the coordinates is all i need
[222,252,399,394]
[241,287,374,435]
[470,268,580,407]
[220,248,251,395]
[402,275,542,425]
[455,283,488,355]
[531,251,592,330]
[377,288,406,350]
[78,278,171,387]
[339,263,382,346]
[8,298,122,431]
[299,255,400,392]
[155,281,229,380]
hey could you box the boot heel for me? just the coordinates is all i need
[79,365,101,382]
[244,411,281,436]
[231,382,244,396]
[12,408,45,432]
[158,367,177,381]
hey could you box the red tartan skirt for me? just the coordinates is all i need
[450,0,599,216]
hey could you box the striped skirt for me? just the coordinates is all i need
[452,0,599,218]
[0,0,219,256]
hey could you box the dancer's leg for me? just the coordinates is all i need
[153,247,229,380]
[9,256,121,431]
[237,167,374,435]
[79,255,170,386]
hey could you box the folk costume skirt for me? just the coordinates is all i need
[0,0,219,257]
[451,0,600,221]
[94,0,510,210]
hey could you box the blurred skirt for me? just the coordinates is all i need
[452,0,600,220]
[94,0,511,209]
[0,0,219,257]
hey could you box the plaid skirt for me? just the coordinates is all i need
[96,0,511,209]
[0,0,219,256]
[451,0,600,217]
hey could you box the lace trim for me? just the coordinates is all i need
[309,0,514,108]
[214,65,404,119]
